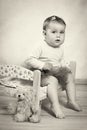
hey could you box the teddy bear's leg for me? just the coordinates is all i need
[7,102,17,114]
[29,105,41,123]
[14,113,26,122]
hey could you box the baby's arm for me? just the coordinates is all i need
[25,57,53,72]
[25,46,45,70]
[25,57,45,70]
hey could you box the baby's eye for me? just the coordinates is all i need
[52,31,56,33]
[60,31,65,34]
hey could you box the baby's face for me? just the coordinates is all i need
[44,22,65,48]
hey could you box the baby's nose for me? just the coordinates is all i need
[56,33,60,37]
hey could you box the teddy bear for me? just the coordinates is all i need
[7,87,41,123]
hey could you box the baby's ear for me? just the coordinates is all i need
[43,30,46,36]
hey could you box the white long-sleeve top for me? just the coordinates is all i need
[25,41,70,70]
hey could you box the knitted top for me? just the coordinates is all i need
[25,41,70,70]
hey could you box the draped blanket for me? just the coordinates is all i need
[0,64,47,100]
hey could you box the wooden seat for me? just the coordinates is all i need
[33,61,76,110]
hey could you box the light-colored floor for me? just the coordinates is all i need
[0,84,87,130]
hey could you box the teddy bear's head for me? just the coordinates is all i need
[15,87,36,103]
[15,91,26,101]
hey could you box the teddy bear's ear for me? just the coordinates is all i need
[14,92,17,98]
[14,91,20,99]
[23,93,25,96]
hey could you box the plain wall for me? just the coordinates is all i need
[0,0,87,79]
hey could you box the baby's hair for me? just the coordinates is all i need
[43,15,66,31]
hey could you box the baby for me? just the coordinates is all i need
[25,15,81,119]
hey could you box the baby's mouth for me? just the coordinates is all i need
[55,39,60,42]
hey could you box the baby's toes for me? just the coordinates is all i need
[67,102,82,111]
[56,112,65,119]
[51,106,65,119]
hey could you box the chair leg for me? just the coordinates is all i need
[29,70,41,123]
[70,61,76,79]
[33,70,41,111]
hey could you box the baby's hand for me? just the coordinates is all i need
[61,60,70,69]
[42,62,53,72]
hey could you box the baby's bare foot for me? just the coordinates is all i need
[67,102,82,111]
[51,105,65,119]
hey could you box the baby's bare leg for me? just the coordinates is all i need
[66,73,81,111]
[42,76,65,119]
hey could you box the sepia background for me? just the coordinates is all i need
[0,0,87,79]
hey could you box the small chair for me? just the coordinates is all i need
[33,61,76,109]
